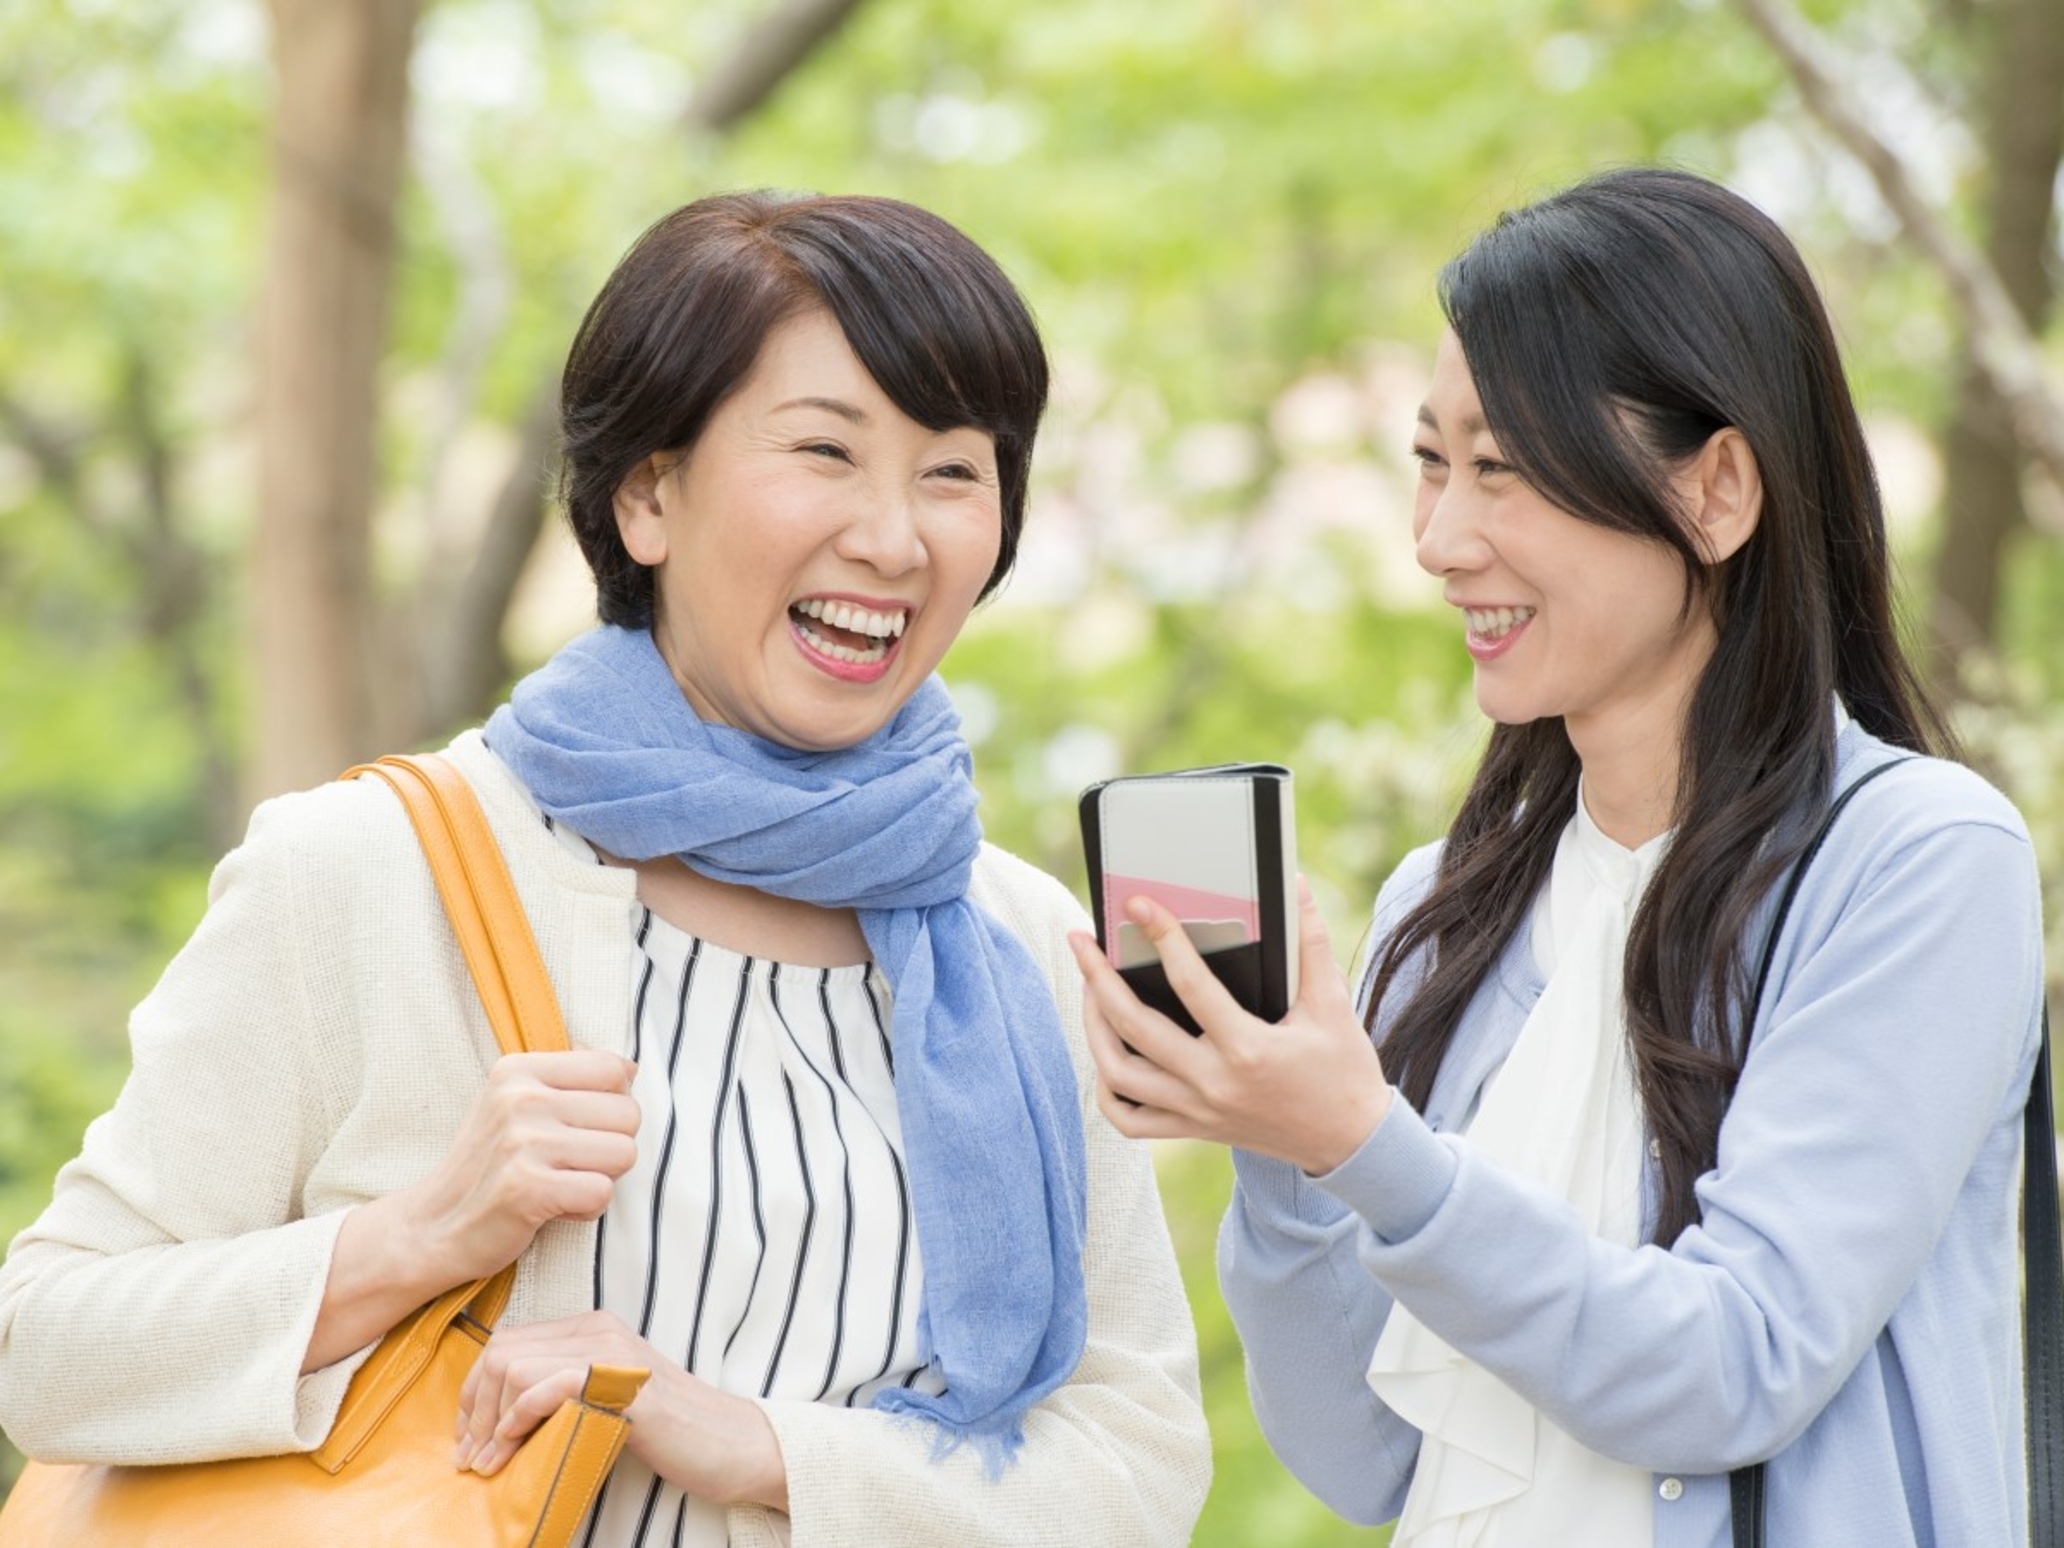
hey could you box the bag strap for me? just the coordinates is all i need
[1728,758,1904,1545]
[1731,757,2062,1547]
[2024,1008,2064,1547]
[346,753,571,1058]
[338,753,566,1335]
[314,753,579,1472]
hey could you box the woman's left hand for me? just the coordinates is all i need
[454,1310,790,1513]
[1069,877,1393,1176]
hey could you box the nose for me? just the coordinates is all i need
[1412,477,1489,580]
[835,487,927,578]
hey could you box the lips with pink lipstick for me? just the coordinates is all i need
[788,595,911,682]
[1462,604,1535,662]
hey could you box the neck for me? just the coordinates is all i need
[608,853,870,968]
[1566,701,1688,850]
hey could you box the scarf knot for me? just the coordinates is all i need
[486,626,1088,1467]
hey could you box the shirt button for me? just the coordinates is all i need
[1658,1477,1684,1502]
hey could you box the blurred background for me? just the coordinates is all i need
[2,0,2061,1539]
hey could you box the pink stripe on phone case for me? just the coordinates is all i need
[1100,873,1259,966]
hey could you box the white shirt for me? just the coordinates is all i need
[1367,789,1662,1547]
[547,822,936,1548]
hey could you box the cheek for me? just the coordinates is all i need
[934,505,1006,601]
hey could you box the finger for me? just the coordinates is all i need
[1073,959,1203,1115]
[540,1125,639,1179]
[1292,875,1355,1021]
[475,1366,589,1477]
[496,1049,639,1093]
[1093,1084,1206,1142]
[1068,930,1200,1077]
[542,1088,643,1137]
[1121,895,1254,1035]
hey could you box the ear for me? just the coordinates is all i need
[1681,427,1762,565]
[612,453,676,566]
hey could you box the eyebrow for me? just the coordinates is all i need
[772,396,868,424]
[1415,404,1488,435]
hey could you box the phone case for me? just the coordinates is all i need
[1079,764,1298,1035]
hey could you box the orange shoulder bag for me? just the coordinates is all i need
[0,753,647,1546]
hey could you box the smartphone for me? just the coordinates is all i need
[1079,764,1298,1035]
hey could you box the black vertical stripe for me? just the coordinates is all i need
[863,967,895,1075]
[594,908,658,1317]
[682,960,752,1372]
[821,968,849,1081]
[760,1069,818,1398]
[723,1083,770,1358]
[635,936,701,1338]
[854,965,914,1400]
[770,966,858,1401]
[856,1132,914,1404]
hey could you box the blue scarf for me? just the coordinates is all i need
[485,626,1088,1467]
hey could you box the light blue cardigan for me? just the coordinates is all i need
[1220,724,2045,1547]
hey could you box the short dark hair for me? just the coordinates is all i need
[559,192,1050,628]
[1369,167,1950,1249]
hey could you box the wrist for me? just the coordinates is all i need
[729,1399,790,1514]
[353,1187,467,1304]
[1303,1080,1393,1178]
[628,1369,791,1513]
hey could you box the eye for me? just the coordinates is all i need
[799,441,852,463]
[1473,456,1515,478]
[1410,444,1446,472]
[929,461,981,482]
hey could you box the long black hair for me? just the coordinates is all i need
[1365,168,1954,1247]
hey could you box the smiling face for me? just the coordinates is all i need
[1411,330,1723,765]
[613,308,1004,752]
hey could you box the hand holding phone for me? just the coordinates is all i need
[1079,764,1298,1035]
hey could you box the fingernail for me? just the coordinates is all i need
[470,1443,497,1475]
[454,1437,477,1470]
[1125,896,1152,923]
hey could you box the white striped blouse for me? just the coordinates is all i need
[545,820,938,1548]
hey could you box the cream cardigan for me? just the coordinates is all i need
[0,731,1210,1547]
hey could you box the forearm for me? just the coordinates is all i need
[0,1211,359,1464]
[1218,1149,1419,1525]
[303,1190,465,1374]
[750,1361,1202,1547]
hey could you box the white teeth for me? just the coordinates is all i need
[792,617,890,664]
[791,599,909,641]
[1464,606,1536,640]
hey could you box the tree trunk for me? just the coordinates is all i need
[1929,0,2064,680]
[250,0,422,802]
[401,0,873,744]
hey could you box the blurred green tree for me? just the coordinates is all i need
[2,1,2061,1539]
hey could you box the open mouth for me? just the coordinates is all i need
[1464,606,1535,642]
[789,598,908,666]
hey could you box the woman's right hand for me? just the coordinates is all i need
[398,1050,641,1285]
[305,1050,639,1373]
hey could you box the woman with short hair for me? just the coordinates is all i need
[0,191,1210,1548]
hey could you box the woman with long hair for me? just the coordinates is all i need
[1074,167,2044,1544]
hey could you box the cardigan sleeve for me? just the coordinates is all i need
[1214,843,1440,1524]
[724,848,1212,1547]
[1225,767,2043,1495]
[0,791,380,1464]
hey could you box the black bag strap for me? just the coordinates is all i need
[2026,1013,2064,1545]
[1731,757,2061,1546]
